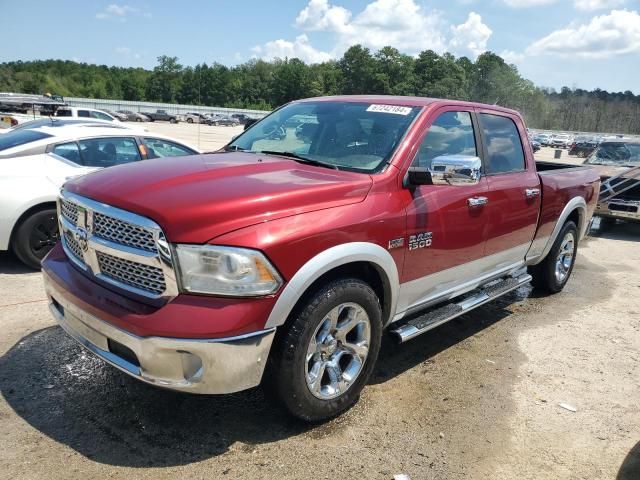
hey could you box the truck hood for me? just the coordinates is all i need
[65,152,373,243]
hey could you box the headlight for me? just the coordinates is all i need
[175,245,283,296]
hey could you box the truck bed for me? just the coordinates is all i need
[535,161,592,174]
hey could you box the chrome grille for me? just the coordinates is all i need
[61,199,79,225]
[63,230,83,261]
[57,190,178,301]
[97,251,166,295]
[93,212,157,252]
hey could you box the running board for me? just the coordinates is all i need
[390,273,532,343]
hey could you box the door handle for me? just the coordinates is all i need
[467,196,489,207]
[525,188,541,198]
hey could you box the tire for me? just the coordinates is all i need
[11,208,59,270]
[187,118,193,124]
[529,220,578,294]
[266,278,382,422]
[136,118,141,122]
[213,121,219,126]
[170,118,177,124]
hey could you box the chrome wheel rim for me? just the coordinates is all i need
[555,232,575,283]
[305,302,371,400]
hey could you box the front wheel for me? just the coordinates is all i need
[266,278,382,422]
[11,208,59,270]
[529,220,578,293]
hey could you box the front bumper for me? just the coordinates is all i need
[596,199,640,222]
[42,259,276,395]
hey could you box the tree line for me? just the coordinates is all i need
[1,47,638,134]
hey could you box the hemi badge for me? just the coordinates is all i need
[388,238,404,250]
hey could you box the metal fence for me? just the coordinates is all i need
[64,97,270,119]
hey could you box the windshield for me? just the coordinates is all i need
[0,129,52,152]
[227,101,421,173]
[585,142,640,166]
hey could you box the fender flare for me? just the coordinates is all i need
[264,242,400,329]
[526,196,587,265]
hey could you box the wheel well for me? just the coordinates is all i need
[567,209,582,232]
[9,202,57,247]
[286,261,392,327]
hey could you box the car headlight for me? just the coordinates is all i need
[175,245,283,296]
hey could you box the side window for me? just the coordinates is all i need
[91,111,113,121]
[480,114,526,174]
[77,110,90,118]
[55,109,72,117]
[413,111,477,168]
[52,142,81,164]
[142,138,196,158]
[78,137,141,167]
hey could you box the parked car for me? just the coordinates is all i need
[55,107,120,122]
[42,96,599,422]
[569,139,598,157]
[584,139,640,226]
[0,124,198,269]
[534,133,553,146]
[103,110,129,122]
[550,134,572,149]
[231,113,255,125]
[184,112,209,124]
[140,109,180,123]
[206,115,239,126]
[117,110,150,122]
[531,140,541,153]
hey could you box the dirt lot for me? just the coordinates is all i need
[0,123,638,479]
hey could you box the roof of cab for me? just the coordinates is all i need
[295,95,521,116]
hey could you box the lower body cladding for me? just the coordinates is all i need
[43,271,275,394]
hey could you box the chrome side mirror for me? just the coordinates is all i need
[406,155,482,187]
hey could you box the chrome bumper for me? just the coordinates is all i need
[44,274,275,394]
[596,199,640,221]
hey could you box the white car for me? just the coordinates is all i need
[55,106,120,123]
[0,124,199,269]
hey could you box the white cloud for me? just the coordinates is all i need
[96,4,150,21]
[526,9,640,58]
[254,0,476,62]
[500,49,526,64]
[449,12,492,58]
[502,0,556,7]
[573,0,626,11]
[251,35,333,63]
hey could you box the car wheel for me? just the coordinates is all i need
[529,220,578,294]
[170,118,177,124]
[187,118,193,123]
[135,118,141,122]
[11,208,59,270]
[266,278,382,422]
[213,121,219,126]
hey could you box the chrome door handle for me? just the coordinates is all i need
[467,196,489,207]
[525,188,541,198]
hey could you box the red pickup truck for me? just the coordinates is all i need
[42,96,600,421]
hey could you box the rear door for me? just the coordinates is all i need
[477,110,541,261]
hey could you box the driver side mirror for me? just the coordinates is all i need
[406,155,482,187]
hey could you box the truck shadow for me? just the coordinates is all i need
[618,441,640,480]
[588,221,640,242]
[0,288,524,468]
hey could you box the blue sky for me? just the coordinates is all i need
[2,0,639,93]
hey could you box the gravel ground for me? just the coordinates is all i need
[0,122,638,479]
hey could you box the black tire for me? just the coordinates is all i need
[135,117,141,122]
[529,220,578,294]
[170,118,177,124]
[266,278,382,422]
[187,118,193,123]
[11,208,59,270]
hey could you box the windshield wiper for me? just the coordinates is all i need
[256,150,339,170]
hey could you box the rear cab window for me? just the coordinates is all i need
[0,129,52,152]
[479,113,526,175]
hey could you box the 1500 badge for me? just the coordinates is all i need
[409,232,433,250]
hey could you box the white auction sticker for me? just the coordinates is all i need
[366,104,412,115]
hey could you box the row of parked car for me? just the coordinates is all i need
[530,131,628,158]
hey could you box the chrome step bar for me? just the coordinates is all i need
[390,272,532,343]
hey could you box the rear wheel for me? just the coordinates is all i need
[187,118,193,123]
[11,208,59,270]
[529,221,578,293]
[267,278,382,422]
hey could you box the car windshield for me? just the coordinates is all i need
[227,101,421,173]
[0,129,52,152]
[585,142,640,166]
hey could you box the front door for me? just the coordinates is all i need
[397,108,490,314]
